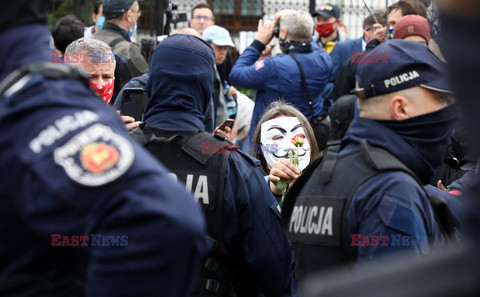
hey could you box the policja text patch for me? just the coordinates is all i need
[54,123,134,187]
[288,196,345,246]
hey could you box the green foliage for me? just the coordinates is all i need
[277,178,288,192]
[235,87,255,101]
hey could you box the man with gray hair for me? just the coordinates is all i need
[229,9,332,148]
[65,38,116,104]
[66,38,141,130]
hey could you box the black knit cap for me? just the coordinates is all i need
[103,0,137,19]
[0,0,47,34]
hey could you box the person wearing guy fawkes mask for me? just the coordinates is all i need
[93,0,148,104]
[282,40,458,280]
[229,9,332,148]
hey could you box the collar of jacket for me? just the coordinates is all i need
[341,117,434,184]
[288,41,313,54]
[102,22,130,42]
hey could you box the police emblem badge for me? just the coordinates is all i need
[54,124,135,186]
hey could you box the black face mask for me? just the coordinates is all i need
[279,39,312,54]
[279,38,291,54]
[376,104,458,181]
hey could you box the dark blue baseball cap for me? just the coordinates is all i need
[355,39,452,99]
[103,0,140,19]
[313,3,341,19]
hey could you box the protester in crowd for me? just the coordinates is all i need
[283,40,457,281]
[229,9,332,149]
[190,3,234,87]
[84,0,104,38]
[65,37,140,130]
[93,0,148,103]
[132,33,293,297]
[388,0,445,60]
[51,15,85,62]
[203,25,237,127]
[331,9,387,100]
[312,3,347,54]
[387,0,428,28]
[250,101,320,201]
[0,1,209,295]
[65,38,116,104]
[189,2,215,34]
[331,9,387,80]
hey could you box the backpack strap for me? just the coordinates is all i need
[289,53,315,118]
[109,38,126,50]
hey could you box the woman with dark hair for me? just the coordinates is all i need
[251,101,320,199]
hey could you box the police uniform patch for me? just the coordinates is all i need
[54,124,135,187]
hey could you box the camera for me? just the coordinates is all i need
[273,21,280,38]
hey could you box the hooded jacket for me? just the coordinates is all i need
[143,34,294,296]
[0,24,207,296]
[341,117,445,263]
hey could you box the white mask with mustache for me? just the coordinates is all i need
[260,117,311,170]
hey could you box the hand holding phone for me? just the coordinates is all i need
[214,119,235,140]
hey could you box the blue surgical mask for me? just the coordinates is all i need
[97,16,105,30]
[129,22,137,37]
[389,26,394,39]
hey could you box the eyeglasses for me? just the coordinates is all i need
[131,9,142,18]
[193,15,213,21]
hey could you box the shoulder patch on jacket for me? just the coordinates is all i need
[255,60,265,70]
[54,123,134,187]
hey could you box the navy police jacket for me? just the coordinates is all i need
[0,25,208,296]
[341,117,444,264]
[229,39,332,141]
[144,34,293,296]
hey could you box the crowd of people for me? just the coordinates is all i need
[1,0,479,296]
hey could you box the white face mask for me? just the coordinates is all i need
[260,117,311,171]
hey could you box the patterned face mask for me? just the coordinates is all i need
[89,79,115,104]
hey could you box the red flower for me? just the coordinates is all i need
[291,135,304,147]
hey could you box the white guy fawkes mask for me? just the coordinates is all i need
[260,116,311,170]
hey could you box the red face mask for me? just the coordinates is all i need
[316,22,335,38]
[89,79,115,104]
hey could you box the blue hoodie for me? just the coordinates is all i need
[145,34,215,132]
[0,25,208,296]
[142,34,294,296]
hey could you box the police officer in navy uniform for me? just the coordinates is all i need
[0,1,209,296]
[137,33,293,297]
[282,39,458,282]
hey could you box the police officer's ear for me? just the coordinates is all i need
[389,95,410,121]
